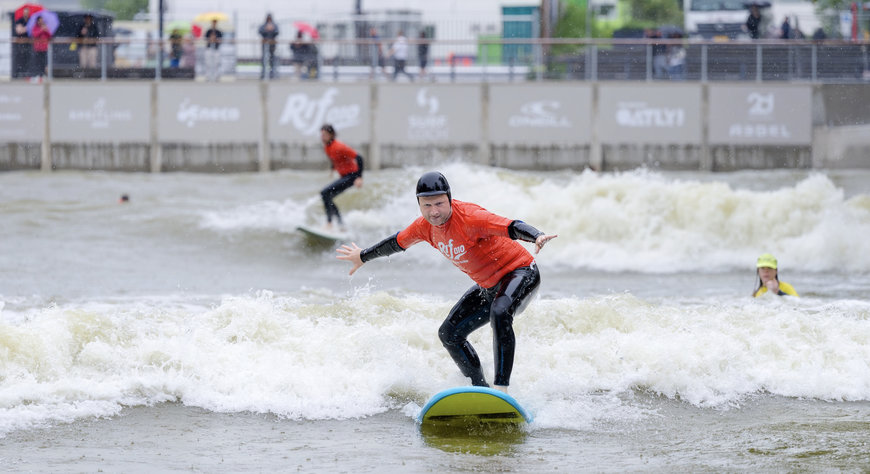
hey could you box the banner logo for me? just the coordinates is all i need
[177,98,240,128]
[408,88,448,140]
[277,87,361,135]
[616,101,685,128]
[68,97,133,129]
[728,91,790,139]
[509,100,572,128]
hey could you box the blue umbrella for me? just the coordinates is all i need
[26,9,59,36]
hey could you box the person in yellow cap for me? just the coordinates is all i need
[753,253,799,297]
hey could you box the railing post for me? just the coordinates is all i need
[701,43,707,82]
[41,79,50,171]
[47,40,53,81]
[591,44,598,81]
[585,43,592,81]
[101,43,108,81]
[482,42,488,83]
[646,43,652,81]
[259,81,269,172]
[509,56,514,82]
[756,43,762,82]
[811,43,817,82]
[156,39,162,81]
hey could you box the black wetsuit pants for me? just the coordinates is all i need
[438,263,540,387]
[320,172,360,224]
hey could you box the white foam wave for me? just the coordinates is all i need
[199,166,870,273]
[2,291,869,435]
[355,166,870,273]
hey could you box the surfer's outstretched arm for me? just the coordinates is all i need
[336,242,364,275]
[508,220,558,255]
[336,232,405,276]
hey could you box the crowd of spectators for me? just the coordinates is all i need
[7,7,863,82]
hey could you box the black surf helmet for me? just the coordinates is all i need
[415,171,451,203]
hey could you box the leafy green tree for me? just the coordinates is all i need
[81,0,148,21]
[624,0,683,28]
[553,2,591,40]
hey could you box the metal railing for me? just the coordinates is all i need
[3,37,869,83]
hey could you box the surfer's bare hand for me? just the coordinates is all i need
[534,234,557,254]
[354,177,363,188]
[336,242,364,275]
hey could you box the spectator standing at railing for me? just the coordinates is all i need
[667,32,686,80]
[76,14,100,68]
[646,28,667,79]
[168,29,183,67]
[368,27,386,79]
[780,17,791,39]
[204,19,223,81]
[181,35,196,69]
[30,16,52,79]
[13,7,32,78]
[290,31,308,80]
[259,13,280,80]
[745,5,762,39]
[418,31,430,80]
[389,30,413,81]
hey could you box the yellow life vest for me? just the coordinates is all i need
[754,281,799,297]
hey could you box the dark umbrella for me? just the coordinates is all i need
[742,1,772,8]
[26,9,59,36]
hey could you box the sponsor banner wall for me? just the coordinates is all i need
[489,84,592,146]
[268,84,370,144]
[376,85,482,145]
[50,84,150,142]
[0,85,43,141]
[158,84,262,143]
[708,85,812,145]
[598,83,702,145]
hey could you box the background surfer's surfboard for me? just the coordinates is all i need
[296,224,349,242]
[418,386,532,425]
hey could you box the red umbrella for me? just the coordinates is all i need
[14,3,44,20]
[293,21,319,39]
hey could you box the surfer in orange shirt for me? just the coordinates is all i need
[336,172,557,391]
[320,124,363,230]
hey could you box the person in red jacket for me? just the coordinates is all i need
[320,124,363,230]
[336,172,557,391]
[30,16,52,78]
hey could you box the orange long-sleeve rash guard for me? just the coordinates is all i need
[396,200,534,288]
[324,139,359,176]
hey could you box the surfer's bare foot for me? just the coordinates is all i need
[493,385,508,393]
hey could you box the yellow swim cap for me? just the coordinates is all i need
[756,253,778,269]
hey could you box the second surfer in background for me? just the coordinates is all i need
[336,171,557,392]
[320,124,363,231]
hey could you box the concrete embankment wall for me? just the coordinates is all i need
[0,82,867,172]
